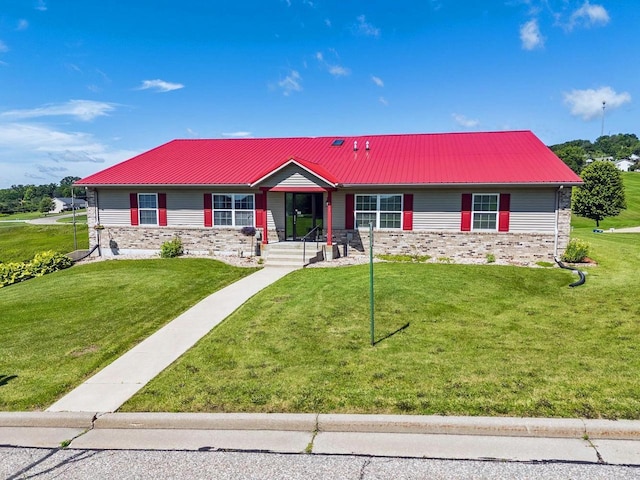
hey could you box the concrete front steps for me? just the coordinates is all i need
[264,241,324,267]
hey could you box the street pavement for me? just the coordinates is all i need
[3,446,640,480]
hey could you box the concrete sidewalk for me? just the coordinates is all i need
[47,266,296,413]
[1,412,639,465]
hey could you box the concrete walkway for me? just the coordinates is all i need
[47,266,296,413]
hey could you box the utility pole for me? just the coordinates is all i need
[600,101,606,137]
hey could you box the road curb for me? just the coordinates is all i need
[2,412,639,440]
[93,412,317,432]
[0,412,96,428]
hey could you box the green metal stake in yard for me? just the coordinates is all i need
[369,222,375,346]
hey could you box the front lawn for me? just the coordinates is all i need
[0,224,89,263]
[123,231,640,419]
[0,259,257,410]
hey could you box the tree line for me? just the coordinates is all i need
[550,133,640,175]
[0,176,85,215]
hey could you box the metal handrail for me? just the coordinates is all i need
[302,226,321,264]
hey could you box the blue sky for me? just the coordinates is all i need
[0,0,637,188]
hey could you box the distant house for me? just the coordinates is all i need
[50,197,87,214]
[75,130,582,264]
[615,160,634,172]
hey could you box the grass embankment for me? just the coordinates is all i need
[0,224,89,263]
[0,259,257,410]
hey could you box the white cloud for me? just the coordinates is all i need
[563,86,631,120]
[35,0,47,11]
[379,96,389,106]
[316,51,350,77]
[353,15,380,38]
[328,65,350,77]
[0,41,9,53]
[136,79,185,92]
[222,131,252,138]
[0,122,139,185]
[17,19,29,31]
[278,70,302,96]
[452,113,480,128]
[371,76,384,87]
[1,100,116,122]
[569,1,610,30]
[520,19,544,50]
[324,19,331,28]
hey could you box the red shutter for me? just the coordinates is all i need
[460,193,472,231]
[130,193,139,226]
[402,194,413,231]
[204,193,212,227]
[498,193,510,232]
[158,193,167,226]
[345,194,354,229]
[255,192,264,228]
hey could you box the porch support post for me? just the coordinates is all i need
[261,189,269,245]
[326,190,333,246]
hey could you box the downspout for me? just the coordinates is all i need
[553,185,563,258]
[94,189,102,257]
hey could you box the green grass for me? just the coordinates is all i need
[0,224,89,263]
[122,230,640,418]
[0,259,257,410]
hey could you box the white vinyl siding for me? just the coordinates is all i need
[412,190,460,231]
[261,165,332,189]
[509,189,556,233]
[266,191,285,233]
[97,190,132,225]
[166,191,206,226]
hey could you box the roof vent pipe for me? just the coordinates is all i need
[366,141,370,151]
[353,141,358,151]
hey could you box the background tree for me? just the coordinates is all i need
[573,161,626,227]
[553,145,587,174]
[38,197,54,215]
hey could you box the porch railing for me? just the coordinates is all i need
[302,226,321,265]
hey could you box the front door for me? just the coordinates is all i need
[285,192,323,240]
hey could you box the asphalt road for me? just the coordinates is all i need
[3,447,640,480]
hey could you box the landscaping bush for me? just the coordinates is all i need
[0,251,72,287]
[160,236,184,258]
[561,238,590,263]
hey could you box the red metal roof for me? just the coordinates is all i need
[76,131,582,187]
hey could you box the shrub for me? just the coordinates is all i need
[561,239,590,263]
[0,251,72,288]
[160,236,184,258]
[486,253,496,263]
[240,226,256,236]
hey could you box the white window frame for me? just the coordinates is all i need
[138,193,158,226]
[212,193,255,227]
[471,193,499,231]
[355,194,403,229]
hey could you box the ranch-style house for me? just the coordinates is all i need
[75,130,582,265]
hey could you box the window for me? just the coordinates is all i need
[212,194,254,227]
[355,194,402,229]
[138,193,158,225]
[472,194,498,231]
